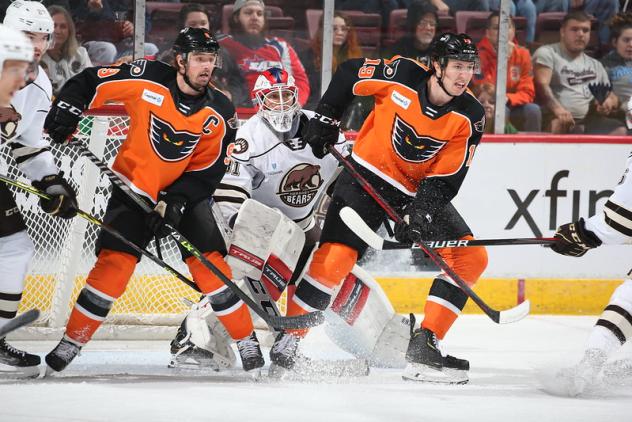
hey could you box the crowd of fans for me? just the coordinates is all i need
[0,0,630,134]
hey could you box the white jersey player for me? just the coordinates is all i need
[0,2,77,378]
[170,68,410,371]
[548,152,632,395]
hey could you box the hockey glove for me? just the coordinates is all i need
[44,99,84,145]
[32,173,78,219]
[393,208,436,244]
[550,218,602,257]
[0,106,20,124]
[146,192,187,238]
[305,104,341,159]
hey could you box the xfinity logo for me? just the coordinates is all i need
[506,170,613,237]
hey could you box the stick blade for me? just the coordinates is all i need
[269,311,324,330]
[0,309,40,337]
[339,207,385,250]
[497,300,531,324]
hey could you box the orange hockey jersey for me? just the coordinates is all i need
[53,59,237,203]
[322,57,484,198]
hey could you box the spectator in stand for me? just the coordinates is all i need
[426,0,489,15]
[601,12,632,132]
[578,0,620,48]
[41,5,92,96]
[218,0,310,108]
[157,3,233,99]
[335,0,400,28]
[489,0,537,45]
[73,0,158,65]
[533,10,624,134]
[475,12,541,131]
[300,11,362,108]
[472,82,518,133]
[382,1,438,67]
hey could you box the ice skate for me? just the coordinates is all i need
[168,320,234,371]
[402,327,469,385]
[44,337,82,375]
[0,337,40,378]
[556,348,607,396]
[603,358,632,387]
[268,331,302,378]
[236,331,265,378]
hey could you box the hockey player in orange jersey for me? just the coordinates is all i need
[269,33,488,384]
[42,28,264,375]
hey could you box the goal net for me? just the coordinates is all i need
[1,107,233,340]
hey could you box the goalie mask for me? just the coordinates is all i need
[253,67,300,133]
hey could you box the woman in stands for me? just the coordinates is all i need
[217,0,310,108]
[601,12,632,134]
[41,5,92,96]
[300,11,362,110]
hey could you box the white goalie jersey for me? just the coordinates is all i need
[213,110,347,230]
[586,152,632,245]
[2,67,58,182]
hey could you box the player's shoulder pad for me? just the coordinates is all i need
[457,90,486,134]
[95,59,175,84]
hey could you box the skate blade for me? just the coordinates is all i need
[0,363,41,379]
[168,356,220,372]
[402,363,469,385]
[244,367,263,381]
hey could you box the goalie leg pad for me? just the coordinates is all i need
[227,199,305,288]
[324,265,410,368]
[169,297,236,370]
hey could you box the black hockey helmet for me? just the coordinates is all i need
[430,32,479,71]
[173,27,220,55]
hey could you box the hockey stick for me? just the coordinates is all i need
[71,142,324,330]
[340,206,556,251]
[0,309,39,337]
[0,174,201,293]
[328,147,529,324]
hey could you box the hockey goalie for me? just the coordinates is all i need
[168,68,411,373]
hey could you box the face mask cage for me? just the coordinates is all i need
[255,86,300,132]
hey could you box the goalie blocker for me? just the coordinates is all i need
[173,199,412,369]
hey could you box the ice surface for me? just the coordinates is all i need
[1,315,630,422]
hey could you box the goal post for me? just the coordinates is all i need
[4,107,200,340]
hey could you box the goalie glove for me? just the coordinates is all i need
[305,104,341,159]
[145,192,187,238]
[44,98,84,145]
[550,218,602,257]
[31,172,78,219]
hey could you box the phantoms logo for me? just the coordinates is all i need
[148,113,201,162]
[278,163,323,207]
[391,115,447,163]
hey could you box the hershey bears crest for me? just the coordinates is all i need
[0,106,21,144]
[148,113,201,162]
[278,163,323,207]
[391,115,447,163]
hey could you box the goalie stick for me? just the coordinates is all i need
[328,146,530,324]
[0,173,201,293]
[0,309,39,337]
[339,206,556,250]
[70,142,324,330]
